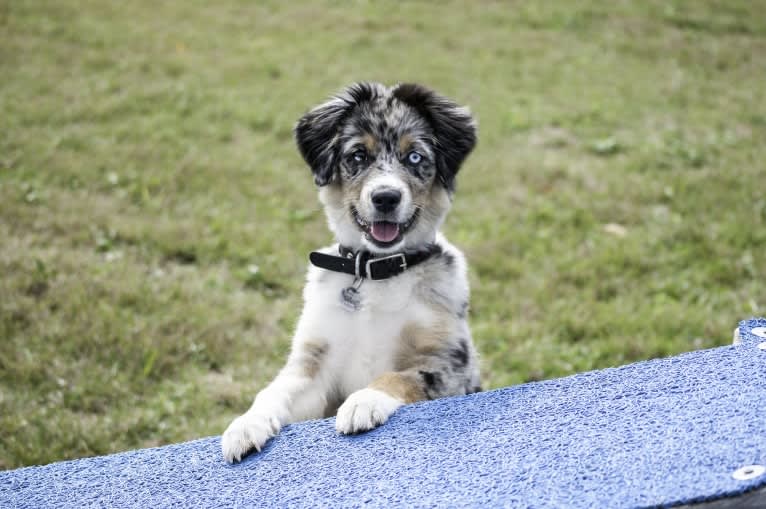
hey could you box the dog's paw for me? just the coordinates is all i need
[221,412,280,463]
[335,388,403,435]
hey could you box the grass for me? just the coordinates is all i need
[1,0,765,469]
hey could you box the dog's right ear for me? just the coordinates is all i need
[295,83,379,186]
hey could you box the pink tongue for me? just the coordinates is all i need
[370,222,400,243]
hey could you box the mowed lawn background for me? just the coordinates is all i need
[2,0,765,469]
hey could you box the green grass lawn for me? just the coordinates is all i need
[2,0,765,469]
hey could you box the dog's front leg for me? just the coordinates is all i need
[335,369,442,435]
[221,339,328,463]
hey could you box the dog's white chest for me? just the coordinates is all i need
[300,267,427,395]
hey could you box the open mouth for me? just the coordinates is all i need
[351,207,419,247]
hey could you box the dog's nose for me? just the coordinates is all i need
[371,189,402,213]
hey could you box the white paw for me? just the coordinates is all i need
[335,388,403,435]
[221,412,280,463]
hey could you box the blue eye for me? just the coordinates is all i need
[407,151,422,165]
[351,150,367,163]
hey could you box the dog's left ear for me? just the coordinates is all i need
[295,83,381,186]
[393,83,477,191]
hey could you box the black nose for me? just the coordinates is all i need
[371,189,402,213]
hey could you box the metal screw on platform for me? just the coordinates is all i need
[732,465,766,481]
[735,327,766,348]
[754,327,766,350]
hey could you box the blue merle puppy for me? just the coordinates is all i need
[222,82,481,463]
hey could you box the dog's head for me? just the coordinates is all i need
[295,82,476,254]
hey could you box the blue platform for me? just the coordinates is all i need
[2,318,765,508]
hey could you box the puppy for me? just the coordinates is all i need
[222,82,481,463]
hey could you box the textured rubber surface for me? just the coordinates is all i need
[2,318,765,509]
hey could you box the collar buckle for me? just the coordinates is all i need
[366,253,407,280]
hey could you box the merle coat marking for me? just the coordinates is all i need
[222,82,481,463]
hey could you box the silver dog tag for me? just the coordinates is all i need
[340,278,363,311]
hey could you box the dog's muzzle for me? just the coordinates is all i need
[351,206,419,247]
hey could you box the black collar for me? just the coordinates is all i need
[309,244,441,281]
